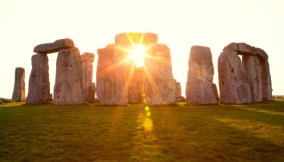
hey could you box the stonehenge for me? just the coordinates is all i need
[218,43,272,104]
[186,46,219,104]
[23,35,273,106]
[12,67,25,102]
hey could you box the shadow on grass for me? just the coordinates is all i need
[150,105,284,161]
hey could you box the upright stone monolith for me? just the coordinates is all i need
[175,80,182,102]
[12,67,25,102]
[186,46,218,104]
[81,52,95,102]
[53,47,84,105]
[144,44,176,105]
[96,44,134,105]
[26,54,50,104]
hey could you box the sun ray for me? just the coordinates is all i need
[143,62,162,102]
[121,58,136,104]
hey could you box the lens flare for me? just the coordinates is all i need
[145,106,150,112]
[143,118,153,131]
[130,44,145,67]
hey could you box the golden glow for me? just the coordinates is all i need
[129,44,145,67]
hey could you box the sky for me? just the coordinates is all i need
[0,0,284,98]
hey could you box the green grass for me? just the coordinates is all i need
[0,100,284,162]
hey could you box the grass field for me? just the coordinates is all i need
[0,99,284,161]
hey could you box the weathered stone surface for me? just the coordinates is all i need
[212,83,219,102]
[12,67,25,102]
[218,50,252,104]
[81,53,95,102]
[81,52,95,62]
[96,44,134,105]
[219,43,272,104]
[34,38,75,54]
[175,81,182,102]
[92,83,96,101]
[26,54,50,104]
[115,33,158,45]
[243,55,263,102]
[49,93,53,101]
[53,47,84,105]
[186,46,218,104]
[144,44,176,105]
[260,60,272,101]
[128,67,145,104]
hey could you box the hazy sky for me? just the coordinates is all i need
[0,0,283,98]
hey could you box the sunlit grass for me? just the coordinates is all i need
[0,101,283,161]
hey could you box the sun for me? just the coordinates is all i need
[129,44,145,67]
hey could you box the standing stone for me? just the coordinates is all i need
[81,52,95,102]
[218,50,252,104]
[26,54,50,104]
[53,47,84,105]
[92,83,96,101]
[243,55,262,102]
[144,44,176,105]
[212,83,219,102]
[128,67,145,104]
[175,81,182,102]
[12,67,25,102]
[260,60,272,101]
[96,44,134,105]
[186,46,218,104]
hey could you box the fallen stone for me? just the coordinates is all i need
[53,47,84,105]
[26,54,50,104]
[12,67,25,102]
[0,98,14,103]
[186,46,218,104]
[34,38,75,54]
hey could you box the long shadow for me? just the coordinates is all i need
[151,106,284,161]
[217,103,284,127]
